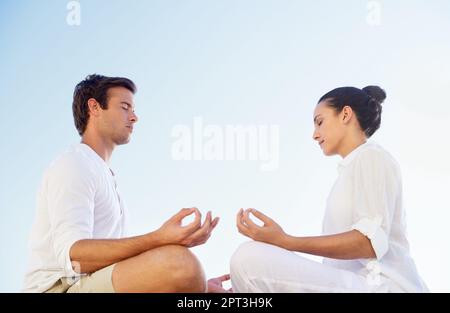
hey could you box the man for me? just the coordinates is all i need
[24,74,230,292]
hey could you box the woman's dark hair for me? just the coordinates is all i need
[318,85,386,138]
[72,74,137,136]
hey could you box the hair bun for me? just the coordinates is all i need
[362,85,386,104]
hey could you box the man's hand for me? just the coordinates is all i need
[155,207,219,248]
[236,208,287,247]
[182,209,219,247]
[207,274,232,293]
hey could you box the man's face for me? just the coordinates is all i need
[98,86,138,145]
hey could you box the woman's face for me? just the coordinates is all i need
[312,101,346,156]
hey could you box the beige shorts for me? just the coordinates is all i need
[45,264,116,293]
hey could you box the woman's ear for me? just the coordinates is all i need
[341,106,353,124]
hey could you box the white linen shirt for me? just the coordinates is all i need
[23,143,126,293]
[321,141,428,292]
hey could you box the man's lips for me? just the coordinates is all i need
[126,125,133,132]
[319,140,324,146]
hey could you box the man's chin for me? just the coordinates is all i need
[114,137,131,145]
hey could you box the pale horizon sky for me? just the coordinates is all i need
[1,0,449,292]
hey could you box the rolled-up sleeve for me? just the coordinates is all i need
[46,155,96,277]
[350,150,398,260]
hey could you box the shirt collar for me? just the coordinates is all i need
[77,143,112,172]
[338,140,375,169]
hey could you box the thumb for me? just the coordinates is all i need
[249,209,274,225]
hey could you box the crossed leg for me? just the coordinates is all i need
[230,241,370,293]
[112,244,206,292]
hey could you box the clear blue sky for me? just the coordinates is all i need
[1,0,449,292]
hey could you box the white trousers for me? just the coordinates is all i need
[230,241,371,293]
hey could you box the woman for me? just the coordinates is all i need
[230,86,428,293]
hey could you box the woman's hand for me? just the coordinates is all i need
[207,274,233,293]
[236,208,288,248]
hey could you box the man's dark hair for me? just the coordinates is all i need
[72,74,137,135]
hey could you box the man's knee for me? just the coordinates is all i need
[154,245,206,292]
[113,245,206,292]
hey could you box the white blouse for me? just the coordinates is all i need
[322,141,428,292]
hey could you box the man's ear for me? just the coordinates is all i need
[341,106,353,124]
[87,98,101,117]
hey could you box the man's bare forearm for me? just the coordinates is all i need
[280,230,376,259]
[69,231,164,274]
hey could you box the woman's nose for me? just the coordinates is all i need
[312,130,320,141]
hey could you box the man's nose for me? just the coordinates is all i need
[130,111,138,123]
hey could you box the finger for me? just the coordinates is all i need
[184,208,202,231]
[185,211,212,243]
[204,211,212,227]
[199,211,212,230]
[236,219,250,237]
[237,209,250,231]
[198,211,212,236]
[236,209,247,227]
[201,216,219,241]
[249,208,273,225]
[218,274,230,282]
[243,209,262,229]
[212,274,230,283]
[193,207,202,227]
[172,208,195,222]
[236,208,245,227]
[210,217,220,230]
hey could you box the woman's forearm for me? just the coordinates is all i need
[280,230,376,259]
